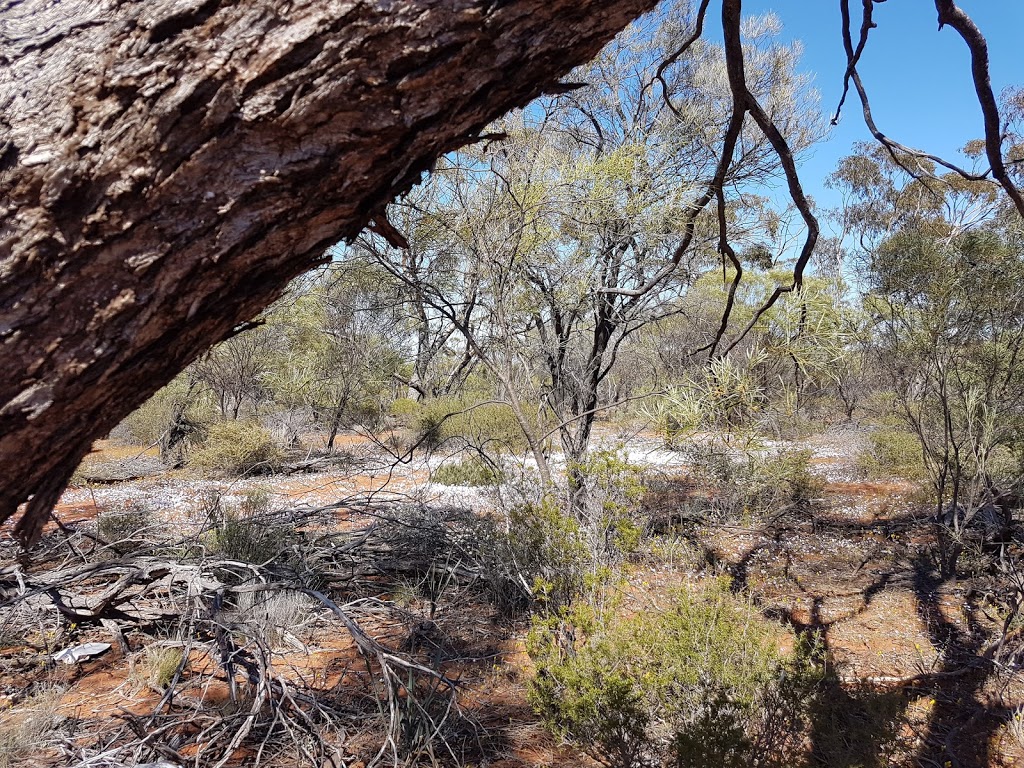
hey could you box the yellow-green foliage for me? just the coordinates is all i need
[414,398,529,453]
[507,498,588,609]
[528,578,820,768]
[190,421,283,477]
[858,427,928,481]
[117,375,215,446]
[96,503,151,547]
[686,445,823,520]
[134,645,184,690]
[571,447,648,558]
[740,448,823,514]
[388,397,420,422]
[431,457,504,487]
[206,489,292,565]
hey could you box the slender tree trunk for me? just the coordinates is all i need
[0,0,657,543]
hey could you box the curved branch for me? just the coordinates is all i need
[934,0,1024,217]
[651,0,712,119]
[838,0,1000,188]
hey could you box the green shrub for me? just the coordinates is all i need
[96,503,152,547]
[527,578,821,768]
[857,427,928,481]
[685,445,823,520]
[413,398,530,453]
[740,448,823,513]
[487,498,588,612]
[205,490,293,564]
[190,421,283,477]
[132,645,184,691]
[431,457,504,487]
[116,375,216,446]
[388,397,420,423]
[570,447,648,560]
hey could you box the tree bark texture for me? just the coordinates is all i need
[0,0,658,543]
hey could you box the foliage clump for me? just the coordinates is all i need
[857,425,928,481]
[190,420,283,477]
[527,577,821,768]
[569,447,649,561]
[205,490,294,565]
[431,456,504,487]
[96,502,152,548]
[684,444,822,520]
[413,398,529,454]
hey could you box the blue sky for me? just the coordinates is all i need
[739,0,1024,216]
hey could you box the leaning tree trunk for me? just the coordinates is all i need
[0,0,658,544]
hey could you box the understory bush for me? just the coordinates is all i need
[569,447,649,562]
[501,498,589,610]
[431,456,504,487]
[96,502,153,549]
[412,398,530,453]
[190,420,284,477]
[205,490,295,565]
[856,426,928,481]
[527,578,821,768]
[684,444,823,520]
[114,375,216,446]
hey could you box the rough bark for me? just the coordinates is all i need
[0,0,658,544]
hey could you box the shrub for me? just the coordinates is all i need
[388,397,420,423]
[96,502,152,548]
[569,447,649,561]
[527,578,821,768]
[205,490,294,565]
[857,426,928,481]
[114,375,216,446]
[190,420,283,477]
[431,457,504,487]
[684,444,823,520]
[0,686,64,768]
[739,448,823,514]
[413,398,530,453]
[131,645,184,691]
[467,497,590,616]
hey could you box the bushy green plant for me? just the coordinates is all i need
[431,456,504,487]
[132,645,184,691]
[527,578,821,768]
[205,490,293,564]
[570,447,649,560]
[388,397,420,423]
[190,420,283,477]
[857,426,928,481]
[413,398,530,453]
[740,448,823,514]
[115,375,215,446]
[96,502,152,547]
[490,498,588,612]
[685,445,823,520]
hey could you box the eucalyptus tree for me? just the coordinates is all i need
[263,263,407,450]
[833,145,1024,574]
[358,4,825,506]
